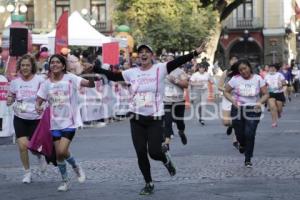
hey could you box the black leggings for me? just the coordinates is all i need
[164,101,185,137]
[130,115,167,183]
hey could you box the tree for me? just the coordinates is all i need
[114,0,216,53]
[199,0,245,66]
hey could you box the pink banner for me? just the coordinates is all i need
[0,82,9,101]
[103,42,119,65]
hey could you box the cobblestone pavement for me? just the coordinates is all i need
[1,97,300,200]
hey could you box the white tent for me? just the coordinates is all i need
[32,11,111,47]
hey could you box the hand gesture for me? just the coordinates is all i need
[35,104,44,115]
[6,95,15,106]
[254,102,262,113]
[195,40,208,54]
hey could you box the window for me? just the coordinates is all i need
[25,4,34,22]
[237,0,253,19]
[55,0,70,21]
[90,0,106,22]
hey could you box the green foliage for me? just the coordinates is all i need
[114,0,217,53]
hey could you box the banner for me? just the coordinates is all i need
[55,11,68,54]
[0,82,8,101]
[103,42,119,65]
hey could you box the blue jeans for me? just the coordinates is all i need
[231,106,261,161]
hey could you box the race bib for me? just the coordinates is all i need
[133,93,154,108]
[165,86,177,97]
[195,81,206,89]
[238,84,257,96]
[15,101,28,113]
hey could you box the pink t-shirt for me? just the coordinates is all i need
[264,72,285,93]
[37,73,83,130]
[10,75,45,120]
[122,63,168,116]
[228,74,266,106]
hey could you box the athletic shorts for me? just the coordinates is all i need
[51,128,76,141]
[269,92,286,102]
[13,115,40,139]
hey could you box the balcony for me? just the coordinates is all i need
[94,20,113,34]
[225,17,263,30]
[24,21,34,30]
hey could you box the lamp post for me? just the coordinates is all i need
[0,0,27,15]
[81,8,97,27]
[239,29,254,59]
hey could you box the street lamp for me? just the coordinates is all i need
[221,26,229,40]
[0,0,27,14]
[81,8,97,26]
[239,29,254,59]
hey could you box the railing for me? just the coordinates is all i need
[225,17,263,29]
[24,21,34,30]
[94,20,113,33]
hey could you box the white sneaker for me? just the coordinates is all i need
[22,172,31,183]
[94,122,107,128]
[37,155,47,173]
[57,180,71,192]
[73,165,86,183]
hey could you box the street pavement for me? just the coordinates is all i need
[1,96,300,200]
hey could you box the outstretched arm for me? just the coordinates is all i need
[166,43,206,74]
[93,66,125,82]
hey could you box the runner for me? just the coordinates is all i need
[218,56,239,148]
[280,63,293,102]
[224,59,269,168]
[35,54,95,191]
[93,43,206,195]
[163,53,189,145]
[189,63,213,125]
[6,54,47,183]
[264,63,286,127]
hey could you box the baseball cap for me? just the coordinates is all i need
[137,44,153,53]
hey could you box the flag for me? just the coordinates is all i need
[55,11,68,54]
[102,42,120,65]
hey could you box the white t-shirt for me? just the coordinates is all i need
[37,73,83,130]
[265,72,285,93]
[164,68,187,102]
[10,75,45,120]
[122,63,168,116]
[228,74,266,106]
[190,72,211,90]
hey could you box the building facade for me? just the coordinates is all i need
[0,0,115,39]
[217,0,298,68]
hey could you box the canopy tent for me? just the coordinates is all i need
[32,11,111,47]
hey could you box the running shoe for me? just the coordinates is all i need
[226,126,233,135]
[164,152,176,176]
[73,165,86,183]
[22,172,31,184]
[178,130,187,145]
[139,183,154,195]
[199,120,205,126]
[271,123,277,128]
[245,161,253,168]
[57,180,71,192]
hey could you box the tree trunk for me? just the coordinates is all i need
[200,23,222,72]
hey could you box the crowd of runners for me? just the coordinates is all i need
[3,41,300,195]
